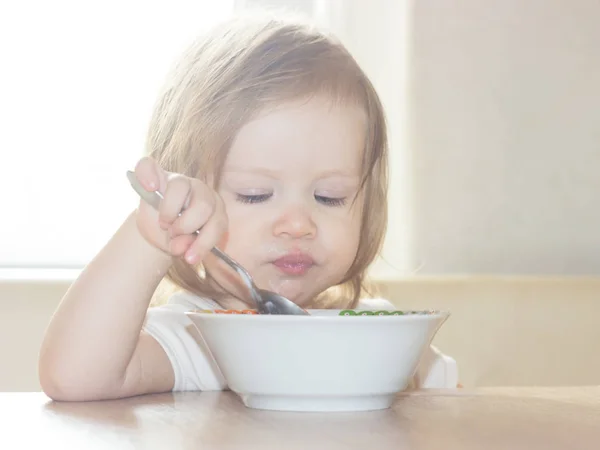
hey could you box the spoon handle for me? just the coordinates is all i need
[209,247,255,291]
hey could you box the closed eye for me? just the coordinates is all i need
[315,195,347,207]
[236,193,272,204]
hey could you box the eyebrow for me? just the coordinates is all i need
[223,167,360,180]
[221,167,281,179]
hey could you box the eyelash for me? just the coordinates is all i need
[235,193,347,207]
[315,195,347,207]
[236,193,272,204]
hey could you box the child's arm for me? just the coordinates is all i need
[39,157,226,401]
[39,214,175,401]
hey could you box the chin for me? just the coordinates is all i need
[261,275,324,306]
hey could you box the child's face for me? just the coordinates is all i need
[205,96,366,307]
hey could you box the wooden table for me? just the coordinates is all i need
[2,387,599,449]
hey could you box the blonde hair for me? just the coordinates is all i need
[147,13,388,309]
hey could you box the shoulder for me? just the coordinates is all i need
[143,290,220,348]
[149,290,220,314]
[413,345,459,389]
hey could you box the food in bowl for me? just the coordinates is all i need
[185,309,449,412]
[193,308,437,316]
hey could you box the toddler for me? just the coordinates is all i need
[39,13,457,400]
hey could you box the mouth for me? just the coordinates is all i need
[271,253,315,276]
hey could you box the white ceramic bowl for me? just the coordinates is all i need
[185,309,449,412]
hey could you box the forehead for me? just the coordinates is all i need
[224,96,366,175]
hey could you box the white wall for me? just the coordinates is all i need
[0,278,68,391]
[408,0,600,274]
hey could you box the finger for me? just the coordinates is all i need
[134,156,167,192]
[169,181,216,237]
[168,234,196,257]
[159,175,192,227]
[184,195,228,264]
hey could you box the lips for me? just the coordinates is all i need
[272,253,315,276]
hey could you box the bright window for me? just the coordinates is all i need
[0,0,235,267]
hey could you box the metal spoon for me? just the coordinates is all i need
[126,170,309,315]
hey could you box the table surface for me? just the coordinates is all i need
[2,387,599,449]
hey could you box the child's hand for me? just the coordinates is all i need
[132,156,228,264]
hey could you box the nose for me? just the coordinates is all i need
[272,204,317,239]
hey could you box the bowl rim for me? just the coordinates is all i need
[184,309,451,322]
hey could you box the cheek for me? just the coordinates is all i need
[339,200,364,265]
[222,209,250,249]
[323,212,362,268]
[219,202,265,262]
